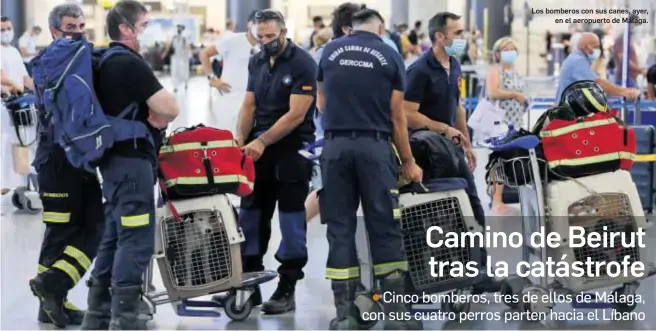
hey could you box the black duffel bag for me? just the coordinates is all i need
[409,129,464,180]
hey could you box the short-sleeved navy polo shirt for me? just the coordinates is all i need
[247,39,317,143]
[404,51,462,127]
[318,31,406,134]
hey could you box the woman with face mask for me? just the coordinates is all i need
[484,36,526,215]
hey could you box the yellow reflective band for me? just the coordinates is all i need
[159,140,237,154]
[390,189,399,194]
[325,267,360,280]
[373,261,408,276]
[393,208,401,220]
[42,211,71,223]
[63,301,81,311]
[52,260,81,284]
[121,213,150,227]
[635,154,656,162]
[547,152,635,168]
[37,264,48,274]
[539,118,616,138]
[64,246,92,270]
[582,88,607,112]
[165,175,254,189]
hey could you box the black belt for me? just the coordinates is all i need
[325,130,391,141]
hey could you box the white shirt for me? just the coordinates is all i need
[1,44,28,88]
[17,33,36,63]
[215,32,257,92]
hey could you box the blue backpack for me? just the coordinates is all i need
[32,38,153,172]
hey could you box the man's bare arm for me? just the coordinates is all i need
[199,45,219,76]
[455,103,470,142]
[316,82,325,113]
[235,92,256,144]
[391,90,413,162]
[259,95,314,145]
[403,100,449,133]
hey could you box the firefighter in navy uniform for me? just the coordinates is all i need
[316,8,423,330]
[231,10,316,314]
[80,2,179,330]
[28,4,99,328]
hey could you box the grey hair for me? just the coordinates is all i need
[48,4,84,29]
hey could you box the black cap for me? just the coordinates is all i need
[248,10,258,23]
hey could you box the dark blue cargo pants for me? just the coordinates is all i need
[91,155,156,286]
[239,142,312,281]
[320,131,407,280]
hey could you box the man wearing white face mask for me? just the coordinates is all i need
[556,32,640,101]
[82,1,179,329]
[1,17,34,92]
[199,10,259,132]
[403,12,502,295]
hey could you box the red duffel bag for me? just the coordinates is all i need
[158,125,255,199]
[539,112,636,178]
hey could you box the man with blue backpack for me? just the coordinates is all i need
[28,4,101,328]
[32,0,179,329]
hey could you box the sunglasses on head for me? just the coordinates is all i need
[254,9,284,21]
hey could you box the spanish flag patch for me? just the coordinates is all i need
[302,85,313,91]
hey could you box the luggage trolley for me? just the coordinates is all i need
[486,133,656,319]
[299,140,487,327]
[1,92,41,214]
[139,195,278,322]
[398,178,486,314]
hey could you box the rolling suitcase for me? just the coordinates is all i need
[630,125,655,213]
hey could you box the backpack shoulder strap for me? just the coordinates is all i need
[97,47,135,69]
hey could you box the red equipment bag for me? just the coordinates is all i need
[539,112,636,178]
[158,125,255,199]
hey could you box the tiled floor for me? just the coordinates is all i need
[1,77,654,330]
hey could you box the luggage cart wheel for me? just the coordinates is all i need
[610,286,637,313]
[354,293,381,329]
[519,285,552,319]
[223,293,253,321]
[440,291,471,314]
[500,275,532,309]
[12,186,40,214]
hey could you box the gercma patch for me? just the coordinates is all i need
[282,75,293,86]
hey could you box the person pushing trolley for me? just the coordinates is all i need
[316,8,423,330]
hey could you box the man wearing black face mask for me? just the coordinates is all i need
[235,9,317,315]
[28,4,97,328]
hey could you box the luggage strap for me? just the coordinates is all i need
[157,167,181,223]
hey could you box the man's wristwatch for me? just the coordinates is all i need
[207,74,217,80]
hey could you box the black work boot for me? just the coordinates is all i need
[261,278,296,315]
[38,300,85,325]
[379,272,423,330]
[30,272,69,328]
[108,285,147,330]
[81,277,112,330]
[329,279,361,330]
[211,286,263,307]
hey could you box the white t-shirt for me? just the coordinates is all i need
[1,44,28,88]
[18,34,37,63]
[215,32,257,92]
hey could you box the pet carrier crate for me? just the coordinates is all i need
[154,195,245,300]
[544,170,649,292]
[399,179,483,309]
[141,194,277,322]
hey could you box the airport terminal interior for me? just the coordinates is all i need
[2,0,656,330]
